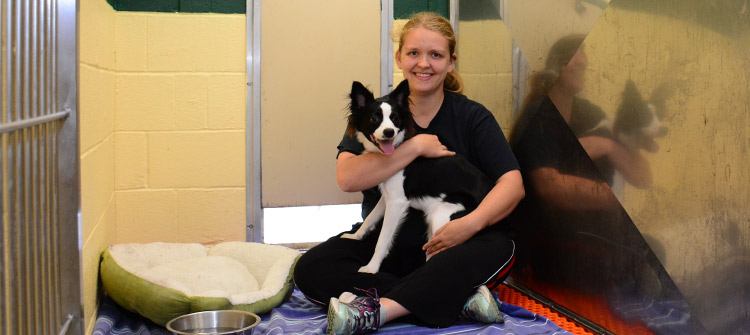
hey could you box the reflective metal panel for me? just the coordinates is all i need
[510,95,705,333]
[579,1,750,333]
[456,0,749,333]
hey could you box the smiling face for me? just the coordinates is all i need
[395,27,455,98]
[557,49,588,95]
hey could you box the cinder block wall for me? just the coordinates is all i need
[79,0,117,332]
[79,1,247,331]
[113,12,246,243]
[457,20,514,133]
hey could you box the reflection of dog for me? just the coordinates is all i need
[614,80,669,152]
[341,80,493,274]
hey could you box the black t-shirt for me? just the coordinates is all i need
[511,96,614,184]
[337,90,519,218]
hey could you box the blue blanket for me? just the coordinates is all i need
[94,289,571,335]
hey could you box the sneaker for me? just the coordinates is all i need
[327,289,381,335]
[459,285,503,324]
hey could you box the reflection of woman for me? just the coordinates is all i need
[294,12,524,335]
[509,35,653,292]
[513,35,652,211]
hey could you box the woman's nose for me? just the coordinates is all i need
[417,55,429,67]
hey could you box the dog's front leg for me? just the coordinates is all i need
[341,198,385,240]
[358,199,408,274]
[423,200,465,261]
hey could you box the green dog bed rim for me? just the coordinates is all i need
[100,247,300,326]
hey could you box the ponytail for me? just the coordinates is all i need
[445,70,464,94]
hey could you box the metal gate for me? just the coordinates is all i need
[1,0,80,334]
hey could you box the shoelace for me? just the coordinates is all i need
[353,287,380,300]
[348,288,381,332]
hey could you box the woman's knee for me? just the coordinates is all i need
[293,249,319,289]
[293,240,350,286]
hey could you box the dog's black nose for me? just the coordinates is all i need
[383,128,394,138]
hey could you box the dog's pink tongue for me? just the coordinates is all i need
[379,140,395,155]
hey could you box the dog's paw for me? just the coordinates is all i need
[358,265,378,274]
[340,233,360,240]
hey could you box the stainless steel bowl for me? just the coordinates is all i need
[166,310,260,335]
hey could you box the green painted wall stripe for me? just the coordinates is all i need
[116,0,177,13]
[394,0,449,20]
[104,0,446,18]
[105,0,245,14]
[458,0,502,21]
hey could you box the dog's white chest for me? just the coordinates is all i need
[379,170,407,200]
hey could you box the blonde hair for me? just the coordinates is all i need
[394,12,464,94]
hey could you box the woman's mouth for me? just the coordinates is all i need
[415,72,433,80]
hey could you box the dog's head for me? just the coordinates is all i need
[614,79,669,152]
[347,80,414,155]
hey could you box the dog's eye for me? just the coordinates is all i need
[390,113,399,122]
[370,115,379,123]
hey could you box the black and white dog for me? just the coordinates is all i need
[341,80,493,274]
[613,79,669,153]
[585,79,670,152]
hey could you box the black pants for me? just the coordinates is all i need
[293,212,516,327]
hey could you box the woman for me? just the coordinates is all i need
[509,35,656,295]
[516,35,653,200]
[293,12,524,335]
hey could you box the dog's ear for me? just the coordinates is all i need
[347,81,374,137]
[350,81,374,112]
[649,82,674,119]
[391,80,411,109]
[617,79,648,123]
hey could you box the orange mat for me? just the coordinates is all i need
[494,284,656,335]
[494,285,594,335]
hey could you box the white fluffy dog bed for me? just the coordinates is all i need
[100,241,300,326]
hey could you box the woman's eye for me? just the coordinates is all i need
[408,51,418,56]
[432,52,442,58]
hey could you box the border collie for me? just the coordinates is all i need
[341,80,493,274]
[613,79,669,152]
[586,79,669,152]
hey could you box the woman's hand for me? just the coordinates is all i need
[422,170,524,257]
[422,216,484,257]
[407,134,455,158]
[578,135,653,188]
[578,136,613,160]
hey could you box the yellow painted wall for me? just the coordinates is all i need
[113,12,247,244]
[79,0,116,332]
[79,1,247,332]
[457,20,514,133]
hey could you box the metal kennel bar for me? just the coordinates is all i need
[1,0,80,334]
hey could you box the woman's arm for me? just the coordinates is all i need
[578,136,653,188]
[336,134,455,192]
[422,169,525,256]
[529,166,619,211]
